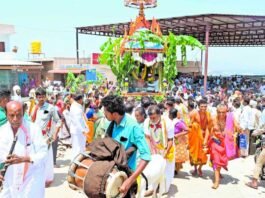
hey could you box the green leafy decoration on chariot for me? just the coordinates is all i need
[99,30,204,88]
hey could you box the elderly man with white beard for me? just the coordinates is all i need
[0,101,48,198]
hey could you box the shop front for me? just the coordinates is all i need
[0,61,43,96]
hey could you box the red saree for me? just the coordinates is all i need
[208,134,228,170]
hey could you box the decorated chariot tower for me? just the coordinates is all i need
[100,0,204,96]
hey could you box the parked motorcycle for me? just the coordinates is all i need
[254,133,265,180]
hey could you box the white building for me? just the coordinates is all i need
[0,24,42,94]
[0,24,15,52]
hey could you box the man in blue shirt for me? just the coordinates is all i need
[101,95,151,197]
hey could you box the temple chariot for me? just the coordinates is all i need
[99,0,204,97]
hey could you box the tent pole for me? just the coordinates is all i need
[203,25,210,96]
[200,49,203,75]
[76,28,80,64]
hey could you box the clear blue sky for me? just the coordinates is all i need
[1,0,265,75]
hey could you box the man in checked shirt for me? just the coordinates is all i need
[31,87,61,187]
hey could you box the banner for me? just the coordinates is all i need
[86,69,97,81]
[91,53,101,65]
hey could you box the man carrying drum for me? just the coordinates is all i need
[101,95,151,197]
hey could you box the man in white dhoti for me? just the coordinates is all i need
[240,97,254,156]
[31,87,61,187]
[58,99,72,146]
[0,101,48,198]
[69,94,88,161]
[144,105,175,194]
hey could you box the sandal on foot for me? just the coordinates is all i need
[45,181,53,188]
[198,169,203,177]
[245,182,258,190]
[144,190,154,197]
[191,170,197,176]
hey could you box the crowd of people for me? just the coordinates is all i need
[0,74,264,197]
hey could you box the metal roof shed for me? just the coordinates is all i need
[76,14,265,93]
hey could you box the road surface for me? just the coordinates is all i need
[46,145,265,198]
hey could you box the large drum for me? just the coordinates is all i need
[67,152,128,198]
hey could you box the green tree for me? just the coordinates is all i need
[66,71,105,93]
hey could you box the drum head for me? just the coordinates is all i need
[105,171,128,198]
